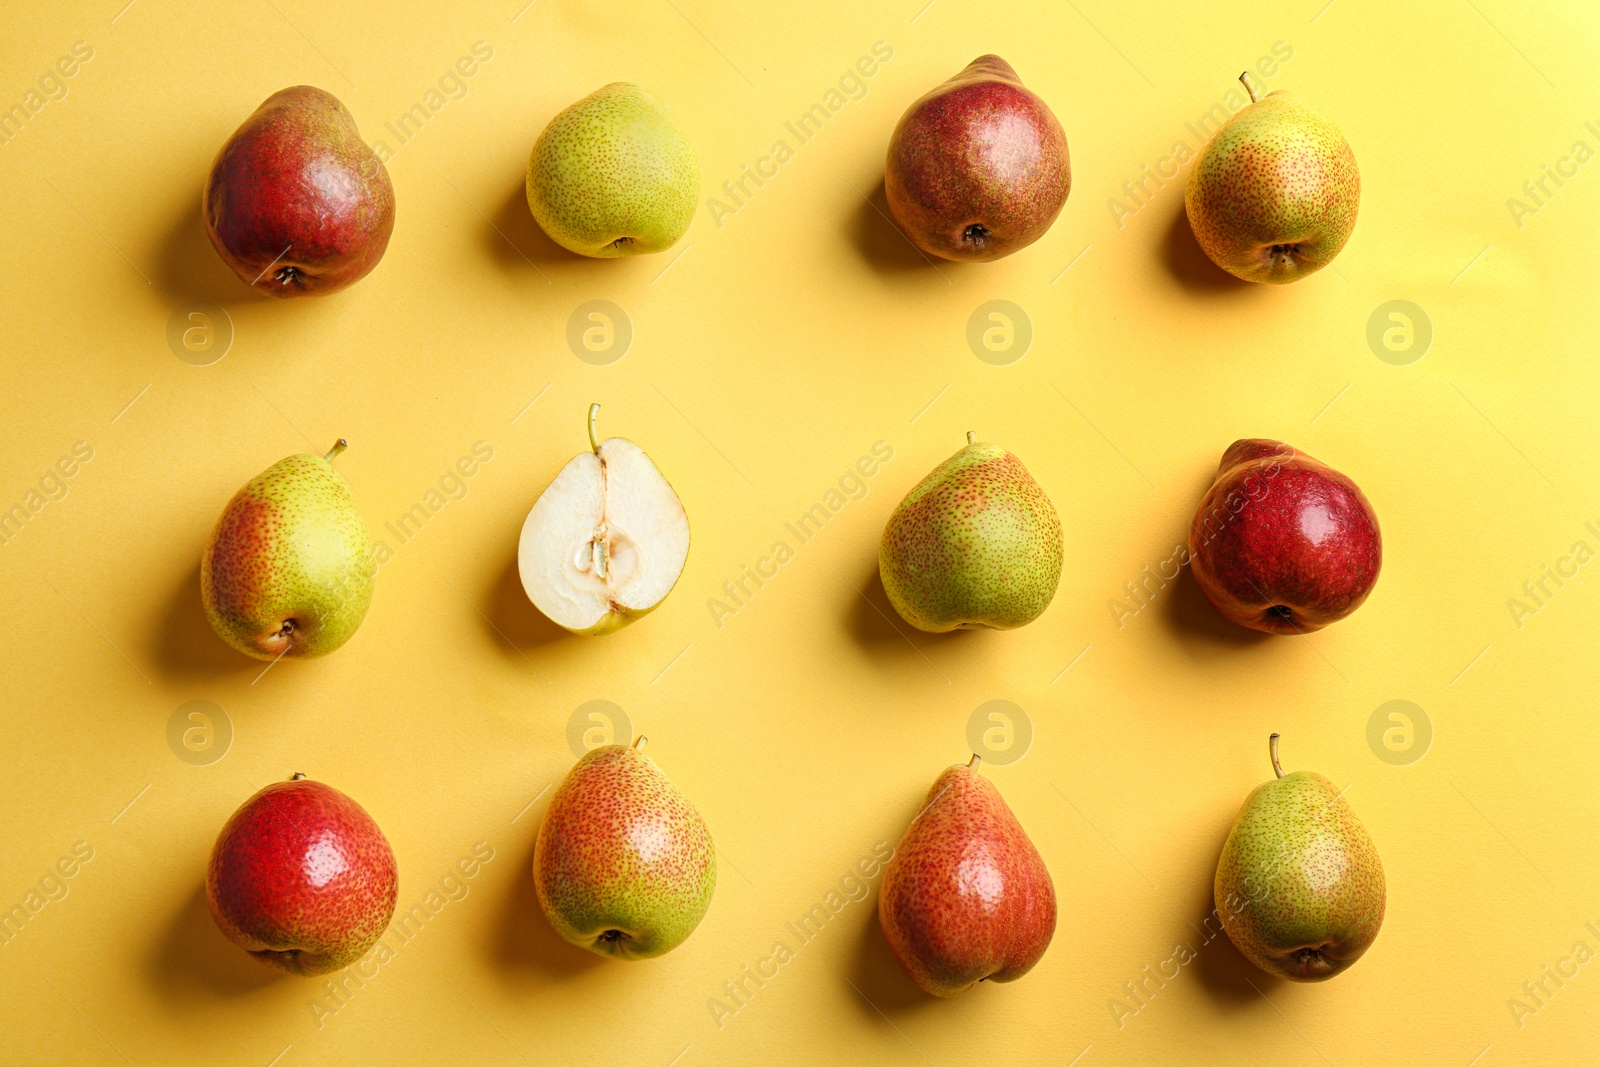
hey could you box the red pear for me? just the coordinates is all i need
[206,774,397,976]
[1188,439,1381,634]
[204,86,395,298]
[878,757,1055,997]
[885,55,1070,262]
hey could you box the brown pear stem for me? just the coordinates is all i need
[966,430,976,446]
[291,771,307,781]
[968,753,981,770]
[324,439,348,462]
[1240,71,1263,104]
[588,403,601,454]
[1269,733,1284,778]
[632,735,647,751]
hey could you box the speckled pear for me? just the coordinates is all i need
[201,440,374,659]
[534,738,715,960]
[206,773,397,976]
[1215,735,1385,981]
[1185,73,1359,283]
[525,83,698,257]
[879,432,1062,632]
[878,756,1056,997]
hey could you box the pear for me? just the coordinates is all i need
[879,431,1061,632]
[534,737,715,960]
[525,83,698,257]
[518,404,689,635]
[885,55,1071,262]
[1185,73,1359,283]
[204,86,395,297]
[207,773,397,976]
[878,755,1056,997]
[1215,734,1385,981]
[201,440,375,659]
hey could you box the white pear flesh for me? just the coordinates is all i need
[518,438,689,634]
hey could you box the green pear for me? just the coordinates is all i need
[1185,73,1359,283]
[534,737,715,959]
[525,83,698,257]
[879,432,1062,632]
[201,440,374,659]
[1215,734,1385,981]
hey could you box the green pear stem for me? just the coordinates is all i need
[1240,71,1263,104]
[324,439,348,462]
[966,430,976,446]
[968,753,981,770]
[291,771,307,781]
[588,403,601,454]
[1268,733,1284,778]
[632,735,648,751]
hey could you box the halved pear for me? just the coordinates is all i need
[518,405,689,635]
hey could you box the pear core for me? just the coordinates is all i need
[518,437,689,634]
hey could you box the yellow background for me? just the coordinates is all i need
[3,0,1598,1064]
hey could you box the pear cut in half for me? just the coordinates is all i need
[518,404,689,635]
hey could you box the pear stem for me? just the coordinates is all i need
[633,735,647,751]
[324,439,348,462]
[588,403,601,454]
[1269,733,1284,778]
[291,771,307,781]
[966,430,976,446]
[968,753,981,770]
[1240,71,1263,104]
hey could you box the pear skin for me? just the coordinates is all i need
[878,758,1056,997]
[879,432,1062,632]
[525,83,698,257]
[885,55,1071,261]
[204,86,395,297]
[534,739,715,959]
[206,774,397,977]
[1185,74,1358,283]
[201,441,374,660]
[1215,735,1385,981]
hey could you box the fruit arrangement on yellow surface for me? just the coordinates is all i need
[195,57,1379,993]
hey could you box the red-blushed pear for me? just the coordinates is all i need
[534,737,715,960]
[885,55,1070,262]
[1185,72,1359,283]
[1188,439,1380,635]
[878,756,1056,997]
[202,440,375,659]
[204,86,395,297]
[206,774,397,977]
[1215,735,1385,981]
